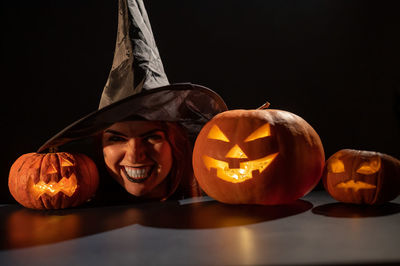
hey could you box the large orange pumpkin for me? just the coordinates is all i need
[322,149,400,205]
[9,152,99,210]
[192,104,325,205]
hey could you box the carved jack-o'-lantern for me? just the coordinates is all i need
[193,105,325,205]
[9,152,99,210]
[322,149,400,205]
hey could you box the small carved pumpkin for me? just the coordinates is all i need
[322,149,400,205]
[192,104,325,205]
[8,152,99,210]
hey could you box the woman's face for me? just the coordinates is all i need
[102,120,173,199]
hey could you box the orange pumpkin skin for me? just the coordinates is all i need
[8,152,99,210]
[192,109,325,205]
[322,149,400,205]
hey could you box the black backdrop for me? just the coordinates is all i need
[1,0,399,202]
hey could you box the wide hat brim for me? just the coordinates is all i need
[38,83,227,152]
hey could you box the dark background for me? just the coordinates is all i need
[1,0,399,202]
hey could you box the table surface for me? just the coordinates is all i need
[0,190,399,266]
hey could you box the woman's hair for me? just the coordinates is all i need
[160,121,202,200]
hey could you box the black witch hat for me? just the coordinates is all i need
[38,0,227,152]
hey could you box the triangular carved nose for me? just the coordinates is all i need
[225,144,248,159]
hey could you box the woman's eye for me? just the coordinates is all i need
[107,135,126,142]
[145,134,164,143]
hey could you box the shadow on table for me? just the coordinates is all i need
[141,199,312,229]
[312,202,400,218]
[0,199,312,250]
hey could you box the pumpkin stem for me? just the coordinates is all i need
[48,147,59,153]
[257,102,270,110]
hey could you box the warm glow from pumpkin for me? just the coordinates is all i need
[207,125,230,142]
[9,152,100,209]
[336,180,376,192]
[31,173,78,198]
[192,108,326,205]
[328,158,345,173]
[61,157,75,167]
[203,122,279,183]
[356,158,381,175]
[226,145,248,159]
[244,123,271,142]
[46,164,59,174]
[203,152,278,183]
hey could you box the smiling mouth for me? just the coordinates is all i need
[123,166,154,183]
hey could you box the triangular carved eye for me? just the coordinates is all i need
[328,158,345,173]
[61,157,74,167]
[245,123,271,142]
[356,157,381,175]
[207,125,230,142]
[46,164,58,174]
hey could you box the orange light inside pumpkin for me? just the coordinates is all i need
[30,157,78,198]
[9,152,100,210]
[202,123,278,183]
[244,123,271,142]
[356,158,381,175]
[31,174,78,198]
[336,180,376,192]
[322,149,400,205]
[328,157,381,191]
[329,158,345,173]
[46,164,58,174]
[207,125,230,142]
[226,145,248,159]
[61,157,75,167]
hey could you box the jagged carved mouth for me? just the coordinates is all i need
[335,180,376,192]
[30,174,78,198]
[202,153,278,183]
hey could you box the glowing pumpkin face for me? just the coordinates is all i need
[193,108,325,205]
[30,155,78,198]
[202,123,279,183]
[9,152,99,210]
[323,149,400,205]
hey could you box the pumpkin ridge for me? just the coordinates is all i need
[74,153,99,206]
[370,151,381,205]
[372,153,398,205]
[16,153,31,173]
[58,153,78,203]
[30,154,45,209]
[357,150,380,204]
[38,153,52,209]
[73,154,87,206]
[350,150,361,203]
[60,153,78,207]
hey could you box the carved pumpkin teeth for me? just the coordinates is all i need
[202,152,278,183]
[31,174,78,198]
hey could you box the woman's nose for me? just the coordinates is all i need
[124,138,146,163]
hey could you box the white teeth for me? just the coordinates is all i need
[124,166,149,179]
